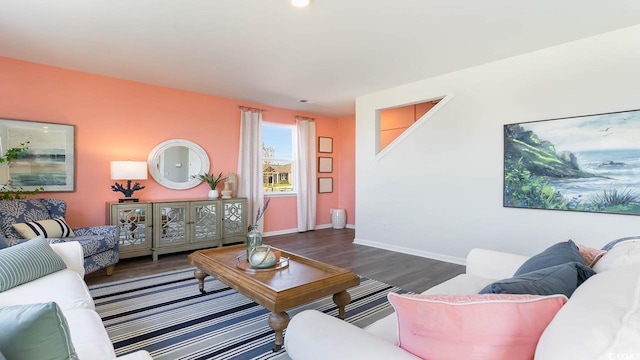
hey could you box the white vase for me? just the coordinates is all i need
[207,189,219,199]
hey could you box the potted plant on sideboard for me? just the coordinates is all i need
[192,172,226,199]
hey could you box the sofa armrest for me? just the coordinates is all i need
[285,310,421,360]
[73,225,119,238]
[465,248,529,279]
[50,241,85,278]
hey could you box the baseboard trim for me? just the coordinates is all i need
[263,223,338,237]
[263,228,299,237]
[353,238,466,266]
[263,228,462,265]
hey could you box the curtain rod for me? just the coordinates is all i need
[295,115,315,121]
[239,105,266,112]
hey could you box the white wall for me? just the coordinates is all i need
[354,25,640,264]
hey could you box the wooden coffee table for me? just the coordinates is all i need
[188,244,360,351]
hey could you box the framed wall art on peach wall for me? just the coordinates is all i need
[318,157,333,173]
[0,118,75,192]
[318,177,333,193]
[318,136,333,153]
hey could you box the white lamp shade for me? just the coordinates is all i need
[291,0,310,7]
[111,161,148,180]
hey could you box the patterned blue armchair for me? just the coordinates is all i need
[0,198,119,275]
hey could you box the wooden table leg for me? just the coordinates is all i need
[193,268,208,294]
[333,290,351,319]
[268,311,290,352]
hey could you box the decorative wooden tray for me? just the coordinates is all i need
[235,253,290,273]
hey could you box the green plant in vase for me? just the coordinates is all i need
[0,142,43,200]
[191,172,225,199]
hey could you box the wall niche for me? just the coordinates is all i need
[379,100,438,152]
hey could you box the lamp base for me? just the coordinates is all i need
[119,198,140,203]
[111,180,145,201]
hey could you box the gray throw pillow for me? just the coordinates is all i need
[0,302,78,360]
[0,235,67,292]
[514,240,586,276]
[479,261,596,298]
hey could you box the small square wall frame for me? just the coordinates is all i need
[318,137,333,153]
[318,157,333,173]
[318,177,333,193]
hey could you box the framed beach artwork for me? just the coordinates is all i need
[504,108,640,216]
[0,118,75,192]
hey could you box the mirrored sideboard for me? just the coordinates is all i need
[108,198,247,261]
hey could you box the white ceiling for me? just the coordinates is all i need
[2,1,640,118]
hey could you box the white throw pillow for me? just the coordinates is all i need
[12,217,75,239]
[534,263,640,359]
[593,240,640,273]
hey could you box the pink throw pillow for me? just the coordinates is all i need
[388,293,568,360]
[577,243,607,267]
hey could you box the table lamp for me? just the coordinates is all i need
[111,161,147,202]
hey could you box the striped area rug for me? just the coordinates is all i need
[89,268,409,360]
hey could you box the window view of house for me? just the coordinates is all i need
[262,123,295,193]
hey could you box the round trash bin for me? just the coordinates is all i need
[330,208,346,229]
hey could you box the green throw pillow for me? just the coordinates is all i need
[0,302,78,360]
[0,236,67,292]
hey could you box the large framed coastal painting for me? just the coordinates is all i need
[504,109,640,216]
[0,118,75,192]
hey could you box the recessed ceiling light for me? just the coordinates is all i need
[291,0,310,8]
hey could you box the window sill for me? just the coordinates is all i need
[265,192,297,198]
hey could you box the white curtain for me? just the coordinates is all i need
[237,110,265,231]
[295,119,316,231]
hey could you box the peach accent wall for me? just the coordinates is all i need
[0,57,355,233]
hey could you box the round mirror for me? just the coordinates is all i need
[147,139,210,190]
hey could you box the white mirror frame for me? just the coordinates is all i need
[147,139,210,190]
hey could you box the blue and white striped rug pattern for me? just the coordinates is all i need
[89,268,409,360]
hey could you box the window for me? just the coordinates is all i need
[262,122,295,194]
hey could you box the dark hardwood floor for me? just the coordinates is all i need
[85,228,465,293]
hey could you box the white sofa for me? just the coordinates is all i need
[0,241,151,360]
[285,243,640,360]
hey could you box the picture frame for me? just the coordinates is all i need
[318,136,333,153]
[318,157,333,173]
[504,108,640,216]
[318,177,333,193]
[0,118,75,192]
